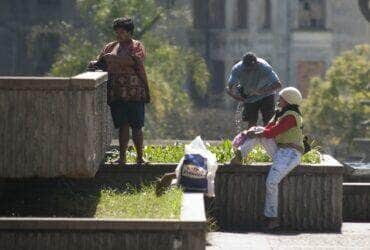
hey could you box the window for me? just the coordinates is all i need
[193,0,225,29]
[208,0,225,28]
[263,0,271,29]
[298,0,325,29]
[297,61,325,96]
[193,0,209,28]
[235,0,248,29]
[257,0,271,30]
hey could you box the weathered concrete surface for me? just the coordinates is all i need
[206,223,370,250]
[214,155,343,232]
[343,183,370,222]
[98,154,343,231]
[0,193,206,250]
[344,166,370,182]
[0,72,112,178]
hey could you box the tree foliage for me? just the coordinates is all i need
[302,44,370,157]
[26,23,62,74]
[42,0,210,138]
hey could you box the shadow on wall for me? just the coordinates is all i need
[0,178,101,217]
[0,172,166,217]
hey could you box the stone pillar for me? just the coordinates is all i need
[0,72,112,178]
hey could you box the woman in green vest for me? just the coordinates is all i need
[230,87,304,230]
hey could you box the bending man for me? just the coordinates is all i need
[226,52,281,128]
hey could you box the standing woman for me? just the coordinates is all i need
[89,17,150,165]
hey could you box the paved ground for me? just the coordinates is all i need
[206,223,370,250]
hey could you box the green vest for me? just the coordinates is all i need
[275,110,304,152]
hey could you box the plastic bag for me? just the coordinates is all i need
[232,126,264,148]
[232,132,248,148]
[175,136,218,197]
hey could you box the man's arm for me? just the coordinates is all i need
[226,64,246,102]
[226,87,247,102]
[254,80,282,95]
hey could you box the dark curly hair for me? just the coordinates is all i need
[242,52,257,67]
[113,17,134,35]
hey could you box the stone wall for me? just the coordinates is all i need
[343,168,370,222]
[343,183,370,222]
[98,155,343,232]
[0,193,206,250]
[214,159,343,231]
[0,72,112,178]
[0,154,345,231]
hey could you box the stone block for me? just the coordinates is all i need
[0,72,112,178]
[0,193,206,250]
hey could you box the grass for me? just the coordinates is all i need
[95,185,182,219]
[0,182,183,219]
[105,140,322,164]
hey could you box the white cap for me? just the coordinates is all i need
[279,87,302,105]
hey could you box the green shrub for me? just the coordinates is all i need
[105,140,321,164]
[302,44,370,158]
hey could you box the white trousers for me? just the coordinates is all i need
[238,137,302,218]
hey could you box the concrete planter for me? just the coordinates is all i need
[0,72,112,178]
[343,166,370,222]
[214,155,343,232]
[0,193,206,250]
[99,155,343,232]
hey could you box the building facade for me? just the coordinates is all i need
[190,0,370,97]
[1,0,369,93]
[0,0,77,75]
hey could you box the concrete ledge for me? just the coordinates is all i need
[0,193,206,250]
[71,72,108,89]
[181,193,206,222]
[0,218,196,231]
[343,183,370,222]
[0,72,107,90]
[98,154,342,175]
[343,182,370,193]
[344,167,370,182]
[292,30,333,45]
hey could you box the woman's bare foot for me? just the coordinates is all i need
[136,157,149,166]
[117,152,126,166]
[111,157,126,166]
